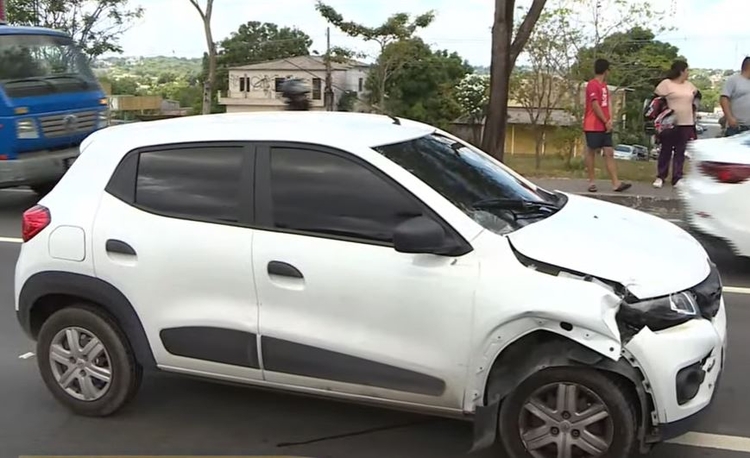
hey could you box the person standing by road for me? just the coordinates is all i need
[720,57,750,137]
[584,58,631,193]
[652,60,698,189]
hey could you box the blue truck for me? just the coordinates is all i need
[0,11,108,195]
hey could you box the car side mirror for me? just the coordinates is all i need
[393,216,449,255]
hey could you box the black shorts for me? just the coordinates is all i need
[585,131,613,149]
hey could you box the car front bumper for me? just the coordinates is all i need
[625,297,727,433]
[0,148,78,188]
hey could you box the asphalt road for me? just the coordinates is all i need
[1,189,750,458]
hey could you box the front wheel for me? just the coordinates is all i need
[497,367,636,458]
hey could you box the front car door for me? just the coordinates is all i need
[92,142,263,381]
[251,143,479,411]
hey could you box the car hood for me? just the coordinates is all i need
[507,193,711,299]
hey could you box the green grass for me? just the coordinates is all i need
[505,155,658,182]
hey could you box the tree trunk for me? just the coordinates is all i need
[481,0,514,161]
[534,128,544,169]
[203,24,216,115]
[189,0,215,115]
[481,0,548,162]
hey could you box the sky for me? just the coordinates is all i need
[114,0,750,70]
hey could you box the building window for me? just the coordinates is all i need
[358,78,363,92]
[312,78,322,100]
[275,78,286,93]
[239,77,246,92]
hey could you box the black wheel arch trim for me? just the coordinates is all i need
[17,271,156,369]
[470,331,653,455]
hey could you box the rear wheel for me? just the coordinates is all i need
[497,367,636,458]
[36,305,142,416]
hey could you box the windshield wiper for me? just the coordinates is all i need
[472,197,560,212]
[2,77,57,90]
[43,74,95,88]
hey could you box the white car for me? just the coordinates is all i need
[681,131,750,257]
[15,112,726,458]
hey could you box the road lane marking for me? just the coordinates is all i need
[18,352,34,360]
[669,432,750,453]
[724,286,750,295]
[0,236,22,244]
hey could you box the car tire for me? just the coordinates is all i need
[36,304,143,417]
[497,367,636,458]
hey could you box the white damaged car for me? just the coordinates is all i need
[15,112,726,458]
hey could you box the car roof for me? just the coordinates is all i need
[0,25,71,38]
[82,111,437,158]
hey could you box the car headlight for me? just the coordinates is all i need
[618,291,698,332]
[16,118,39,139]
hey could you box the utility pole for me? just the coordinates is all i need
[324,27,334,111]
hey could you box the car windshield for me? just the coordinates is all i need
[372,133,565,235]
[614,145,631,152]
[0,34,98,97]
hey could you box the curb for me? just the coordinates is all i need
[572,192,682,217]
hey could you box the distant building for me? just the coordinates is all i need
[219,55,370,113]
[450,80,630,156]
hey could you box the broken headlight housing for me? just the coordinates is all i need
[618,291,698,332]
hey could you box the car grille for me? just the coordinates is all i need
[39,110,98,138]
[692,263,722,319]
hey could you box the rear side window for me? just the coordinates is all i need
[134,146,245,223]
[269,147,424,244]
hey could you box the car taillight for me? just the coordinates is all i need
[698,161,750,184]
[22,205,51,242]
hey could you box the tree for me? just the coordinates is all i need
[110,76,139,95]
[455,74,490,144]
[213,22,312,97]
[187,0,215,115]
[482,0,549,162]
[511,7,580,169]
[7,0,143,59]
[373,38,471,129]
[316,1,434,110]
[575,26,681,143]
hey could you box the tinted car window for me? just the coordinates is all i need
[135,146,245,223]
[270,147,424,244]
[373,133,562,235]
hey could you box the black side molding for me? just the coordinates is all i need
[160,327,259,368]
[17,271,156,368]
[106,239,137,256]
[261,336,446,397]
[267,261,303,279]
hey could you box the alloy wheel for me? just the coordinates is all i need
[518,382,614,458]
[49,326,113,401]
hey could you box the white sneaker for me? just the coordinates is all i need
[653,178,664,188]
[674,180,683,189]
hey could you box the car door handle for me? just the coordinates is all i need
[267,261,303,279]
[106,239,137,256]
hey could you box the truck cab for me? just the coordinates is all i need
[0,24,108,195]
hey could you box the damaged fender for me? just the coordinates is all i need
[470,333,652,454]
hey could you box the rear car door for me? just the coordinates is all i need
[92,142,263,381]
[252,143,479,410]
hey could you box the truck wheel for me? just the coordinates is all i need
[497,367,636,458]
[36,305,143,417]
[31,183,56,196]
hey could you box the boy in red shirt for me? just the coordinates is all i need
[584,58,631,193]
